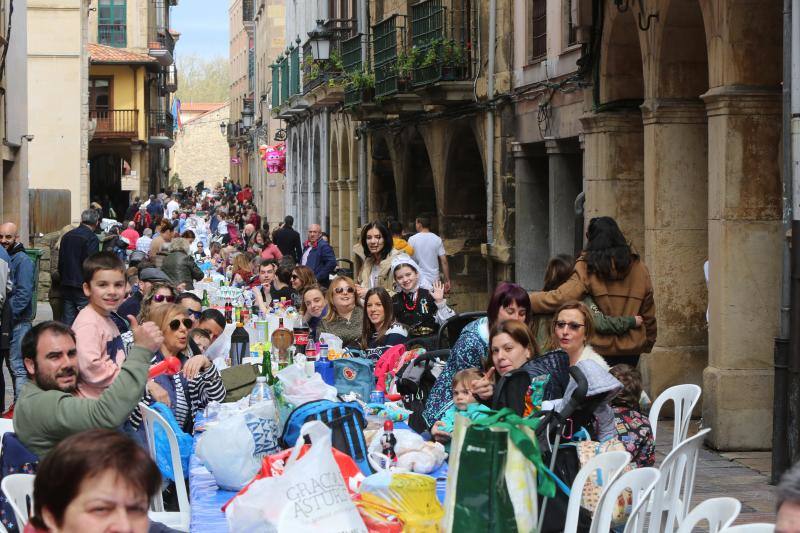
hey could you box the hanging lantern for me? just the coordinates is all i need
[266,143,286,174]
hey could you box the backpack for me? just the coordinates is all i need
[280,399,372,475]
[395,350,448,433]
[333,358,374,402]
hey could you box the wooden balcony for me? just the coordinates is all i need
[90,109,138,139]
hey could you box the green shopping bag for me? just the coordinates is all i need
[443,408,555,533]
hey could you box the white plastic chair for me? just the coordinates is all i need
[564,451,631,533]
[1,473,34,527]
[648,427,711,533]
[721,525,775,533]
[589,467,661,533]
[649,384,702,453]
[139,403,191,532]
[677,497,741,533]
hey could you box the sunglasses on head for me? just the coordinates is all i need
[554,321,585,332]
[153,294,175,303]
[334,286,355,294]
[169,318,193,331]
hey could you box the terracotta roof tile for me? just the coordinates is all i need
[88,43,158,64]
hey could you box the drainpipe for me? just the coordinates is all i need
[789,0,800,469]
[485,0,496,286]
[358,0,369,226]
[773,0,792,483]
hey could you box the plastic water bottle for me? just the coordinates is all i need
[249,376,272,405]
[314,344,334,386]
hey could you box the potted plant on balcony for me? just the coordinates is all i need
[395,47,419,92]
[345,68,376,103]
[440,39,468,81]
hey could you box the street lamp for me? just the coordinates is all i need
[241,106,254,129]
[307,20,332,61]
[219,121,227,136]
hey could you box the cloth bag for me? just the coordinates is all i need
[225,420,368,533]
[575,438,631,522]
[221,364,259,403]
[443,408,555,533]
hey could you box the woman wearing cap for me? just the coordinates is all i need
[390,254,455,336]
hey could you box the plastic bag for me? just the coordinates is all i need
[367,429,447,474]
[357,470,444,533]
[195,402,281,491]
[225,420,368,533]
[277,363,338,405]
[319,333,343,352]
[150,402,193,481]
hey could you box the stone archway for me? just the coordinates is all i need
[640,0,710,410]
[299,127,309,231]
[402,129,437,231]
[370,135,398,224]
[312,123,322,226]
[441,124,488,310]
[582,7,646,253]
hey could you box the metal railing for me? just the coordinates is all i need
[290,46,300,96]
[242,0,253,22]
[90,109,138,138]
[410,0,472,87]
[165,63,178,92]
[98,23,127,48]
[341,33,363,107]
[280,57,289,102]
[301,19,355,94]
[373,15,406,98]
[148,111,174,139]
[271,63,281,107]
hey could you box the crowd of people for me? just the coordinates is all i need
[3,177,791,531]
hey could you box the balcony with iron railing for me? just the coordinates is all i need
[242,0,254,23]
[409,0,473,87]
[90,109,139,139]
[148,28,175,66]
[148,111,174,144]
[164,63,178,92]
[301,19,356,94]
[342,33,366,108]
[373,15,406,98]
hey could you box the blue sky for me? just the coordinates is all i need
[172,0,229,60]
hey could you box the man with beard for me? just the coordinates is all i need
[0,222,35,398]
[13,319,163,457]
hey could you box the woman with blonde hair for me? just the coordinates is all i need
[320,276,364,347]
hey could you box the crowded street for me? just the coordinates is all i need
[0,0,797,531]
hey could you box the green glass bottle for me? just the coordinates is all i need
[201,289,210,308]
[261,343,276,385]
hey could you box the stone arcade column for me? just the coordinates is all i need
[640,99,709,400]
[579,111,645,254]
[701,87,782,450]
[546,138,582,259]
[511,142,548,290]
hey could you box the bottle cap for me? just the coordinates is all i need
[236,322,244,327]
[256,376,267,382]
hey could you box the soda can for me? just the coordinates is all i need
[369,390,385,404]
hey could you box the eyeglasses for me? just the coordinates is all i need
[187,309,202,319]
[334,286,355,294]
[153,294,175,303]
[169,318,193,331]
[554,321,585,332]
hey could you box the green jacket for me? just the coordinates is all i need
[13,345,152,457]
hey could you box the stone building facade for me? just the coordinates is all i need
[171,103,230,189]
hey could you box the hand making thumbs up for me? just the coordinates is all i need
[129,315,164,353]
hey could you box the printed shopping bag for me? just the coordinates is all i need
[443,408,554,533]
[225,420,368,533]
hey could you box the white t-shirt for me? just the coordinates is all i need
[408,231,445,287]
[165,199,180,219]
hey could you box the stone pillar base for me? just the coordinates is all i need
[702,365,773,450]
[640,346,706,416]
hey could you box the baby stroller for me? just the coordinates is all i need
[493,361,620,533]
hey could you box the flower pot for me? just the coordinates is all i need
[397,77,411,92]
[441,66,461,81]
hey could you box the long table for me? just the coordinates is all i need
[189,420,448,532]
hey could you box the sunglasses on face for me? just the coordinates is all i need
[153,294,175,303]
[169,318,193,331]
[334,286,355,294]
[554,321,585,332]
[187,309,202,319]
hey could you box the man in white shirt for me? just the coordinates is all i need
[165,194,180,219]
[408,216,451,292]
[136,228,153,254]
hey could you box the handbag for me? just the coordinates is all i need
[575,438,631,522]
[443,408,555,533]
[221,364,259,403]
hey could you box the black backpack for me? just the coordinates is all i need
[396,350,449,432]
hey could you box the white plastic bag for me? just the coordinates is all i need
[367,429,447,474]
[318,333,343,352]
[195,413,260,490]
[277,363,338,405]
[226,421,368,533]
